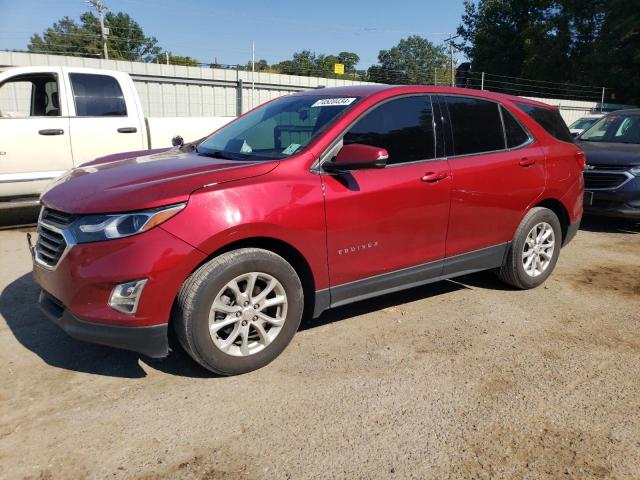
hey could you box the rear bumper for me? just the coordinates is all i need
[38,289,169,358]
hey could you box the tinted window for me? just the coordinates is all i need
[445,96,505,155]
[343,95,435,164]
[70,73,126,116]
[501,106,530,148]
[515,102,572,143]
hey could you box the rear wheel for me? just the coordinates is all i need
[174,248,304,375]
[497,207,562,289]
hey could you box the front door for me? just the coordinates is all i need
[322,95,451,305]
[0,69,72,198]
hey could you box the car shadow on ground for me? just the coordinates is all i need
[0,272,211,379]
[580,215,640,234]
[1,271,475,379]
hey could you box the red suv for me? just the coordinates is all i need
[32,85,584,375]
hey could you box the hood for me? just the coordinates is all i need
[41,148,279,214]
[577,140,640,167]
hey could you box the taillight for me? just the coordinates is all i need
[575,150,586,170]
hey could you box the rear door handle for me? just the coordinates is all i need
[519,157,537,167]
[38,129,64,136]
[421,172,449,183]
[117,127,137,133]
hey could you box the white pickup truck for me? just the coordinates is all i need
[0,66,233,209]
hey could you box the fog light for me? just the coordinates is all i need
[109,279,148,314]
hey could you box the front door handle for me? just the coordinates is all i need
[38,129,64,136]
[421,172,448,183]
[117,127,138,133]
[519,157,537,167]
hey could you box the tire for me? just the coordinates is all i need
[497,207,562,289]
[173,248,304,375]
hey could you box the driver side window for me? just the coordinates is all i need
[343,95,436,165]
[0,73,60,118]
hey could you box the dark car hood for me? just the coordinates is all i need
[41,148,279,214]
[577,140,640,167]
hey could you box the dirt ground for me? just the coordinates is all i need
[0,215,639,480]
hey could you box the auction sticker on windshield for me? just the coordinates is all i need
[311,97,356,107]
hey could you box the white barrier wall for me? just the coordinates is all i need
[524,96,600,125]
[0,51,372,117]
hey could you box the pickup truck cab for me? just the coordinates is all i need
[0,66,230,209]
[32,85,584,375]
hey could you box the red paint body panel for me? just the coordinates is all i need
[41,149,278,214]
[34,85,584,340]
[322,160,451,285]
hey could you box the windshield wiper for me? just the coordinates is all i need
[196,149,237,160]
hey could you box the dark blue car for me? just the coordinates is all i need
[577,109,640,220]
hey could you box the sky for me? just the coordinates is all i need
[0,0,467,68]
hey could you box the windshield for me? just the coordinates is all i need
[580,114,640,144]
[197,94,360,160]
[569,117,599,130]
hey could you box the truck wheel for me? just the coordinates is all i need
[497,207,562,289]
[173,248,304,375]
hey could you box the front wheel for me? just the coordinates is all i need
[173,248,304,375]
[497,207,562,289]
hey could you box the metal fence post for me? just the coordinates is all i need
[481,72,485,90]
[601,87,605,112]
[237,79,244,115]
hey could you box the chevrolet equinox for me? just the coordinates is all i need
[32,85,585,375]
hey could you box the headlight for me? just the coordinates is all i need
[630,166,640,176]
[69,203,185,243]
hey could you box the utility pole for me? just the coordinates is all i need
[88,0,109,60]
[251,40,255,110]
[444,34,460,87]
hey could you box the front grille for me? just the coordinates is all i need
[35,223,67,268]
[40,208,76,228]
[584,171,630,190]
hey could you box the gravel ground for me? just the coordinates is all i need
[0,216,639,479]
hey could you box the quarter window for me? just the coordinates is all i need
[343,95,435,165]
[444,96,505,155]
[515,102,572,143]
[70,73,127,117]
[501,106,530,148]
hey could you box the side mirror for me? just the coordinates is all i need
[323,143,388,172]
[571,132,580,139]
[172,135,184,147]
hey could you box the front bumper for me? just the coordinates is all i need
[38,290,169,357]
[584,177,640,220]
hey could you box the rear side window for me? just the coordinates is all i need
[343,95,435,165]
[515,102,572,143]
[69,73,127,117]
[444,96,505,155]
[501,106,530,148]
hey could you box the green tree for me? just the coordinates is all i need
[29,11,162,62]
[455,0,640,103]
[367,35,448,84]
[156,53,200,66]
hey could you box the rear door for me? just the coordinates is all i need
[0,68,71,198]
[322,95,451,303]
[439,95,546,258]
[65,70,145,165]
